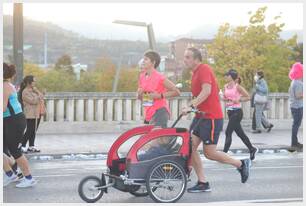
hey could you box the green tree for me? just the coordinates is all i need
[94,56,116,72]
[24,62,47,80]
[206,7,297,92]
[94,56,117,92]
[54,54,74,75]
[38,70,77,92]
[292,43,303,63]
[22,62,49,92]
[96,69,115,92]
[76,71,100,92]
[117,68,139,92]
[178,69,192,92]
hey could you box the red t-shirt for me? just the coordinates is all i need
[191,64,223,119]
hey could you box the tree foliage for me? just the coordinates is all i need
[54,54,74,75]
[38,70,77,92]
[118,68,139,92]
[24,62,47,80]
[23,56,140,92]
[293,43,303,63]
[206,7,298,92]
[22,7,301,93]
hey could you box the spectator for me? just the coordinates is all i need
[288,62,303,149]
[18,75,45,153]
[251,93,270,131]
[252,71,273,133]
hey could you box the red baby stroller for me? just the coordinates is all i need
[78,109,202,203]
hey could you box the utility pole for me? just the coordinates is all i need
[13,3,23,85]
[44,32,48,67]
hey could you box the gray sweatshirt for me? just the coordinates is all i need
[255,78,268,96]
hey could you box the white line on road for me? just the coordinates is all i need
[34,167,107,171]
[84,167,107,170]
[211,165,303,171]
[61,168,106,171]
[209,197,303,204]
[251,165,303,169]
[61,168,81,171]
[33,165,302,179]
[34,174,77,178]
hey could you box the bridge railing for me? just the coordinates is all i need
[41,92,292,122]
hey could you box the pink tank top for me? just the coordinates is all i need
[138,69,170,121]
[224,83,241,109]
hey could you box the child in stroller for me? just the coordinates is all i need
[138,136,180,161]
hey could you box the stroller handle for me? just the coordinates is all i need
[171,109,205,128]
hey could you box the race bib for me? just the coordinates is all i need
[143,93,154,107]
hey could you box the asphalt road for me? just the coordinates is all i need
[3,152,303,203]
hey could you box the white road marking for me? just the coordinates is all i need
[34,174,77,178]
[210,165,303,171]
[209,197,303,204]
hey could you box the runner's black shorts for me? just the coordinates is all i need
[3,113,27,159]
[190,117,223,145]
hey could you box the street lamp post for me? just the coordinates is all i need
[146,23,156,51]
[112,52,139,92]
[112,55,123,93]
[111,20,157,92]
[112,20,156,51]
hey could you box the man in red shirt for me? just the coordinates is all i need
[182,47,251,193]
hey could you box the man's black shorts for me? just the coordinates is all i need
[190,117,223,145]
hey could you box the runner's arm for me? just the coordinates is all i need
[162,78,181,98]
[237,85,251,102]
[137,88,144,100]
[3,84,11,112]
[191,83,211,107]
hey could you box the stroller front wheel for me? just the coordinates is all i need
[78,175,104,203]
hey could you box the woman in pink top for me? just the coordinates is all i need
[221,69,258,160]
[137,50,180,128]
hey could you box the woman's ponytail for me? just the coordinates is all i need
[18,81,26,109]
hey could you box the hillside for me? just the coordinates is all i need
[3,15,169,68]
[4,15,301,69]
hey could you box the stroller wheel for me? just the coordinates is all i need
[78,176,104,203]
[146,160,187,203]
[129,185,149,197]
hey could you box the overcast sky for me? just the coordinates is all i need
[3,3,303,40]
